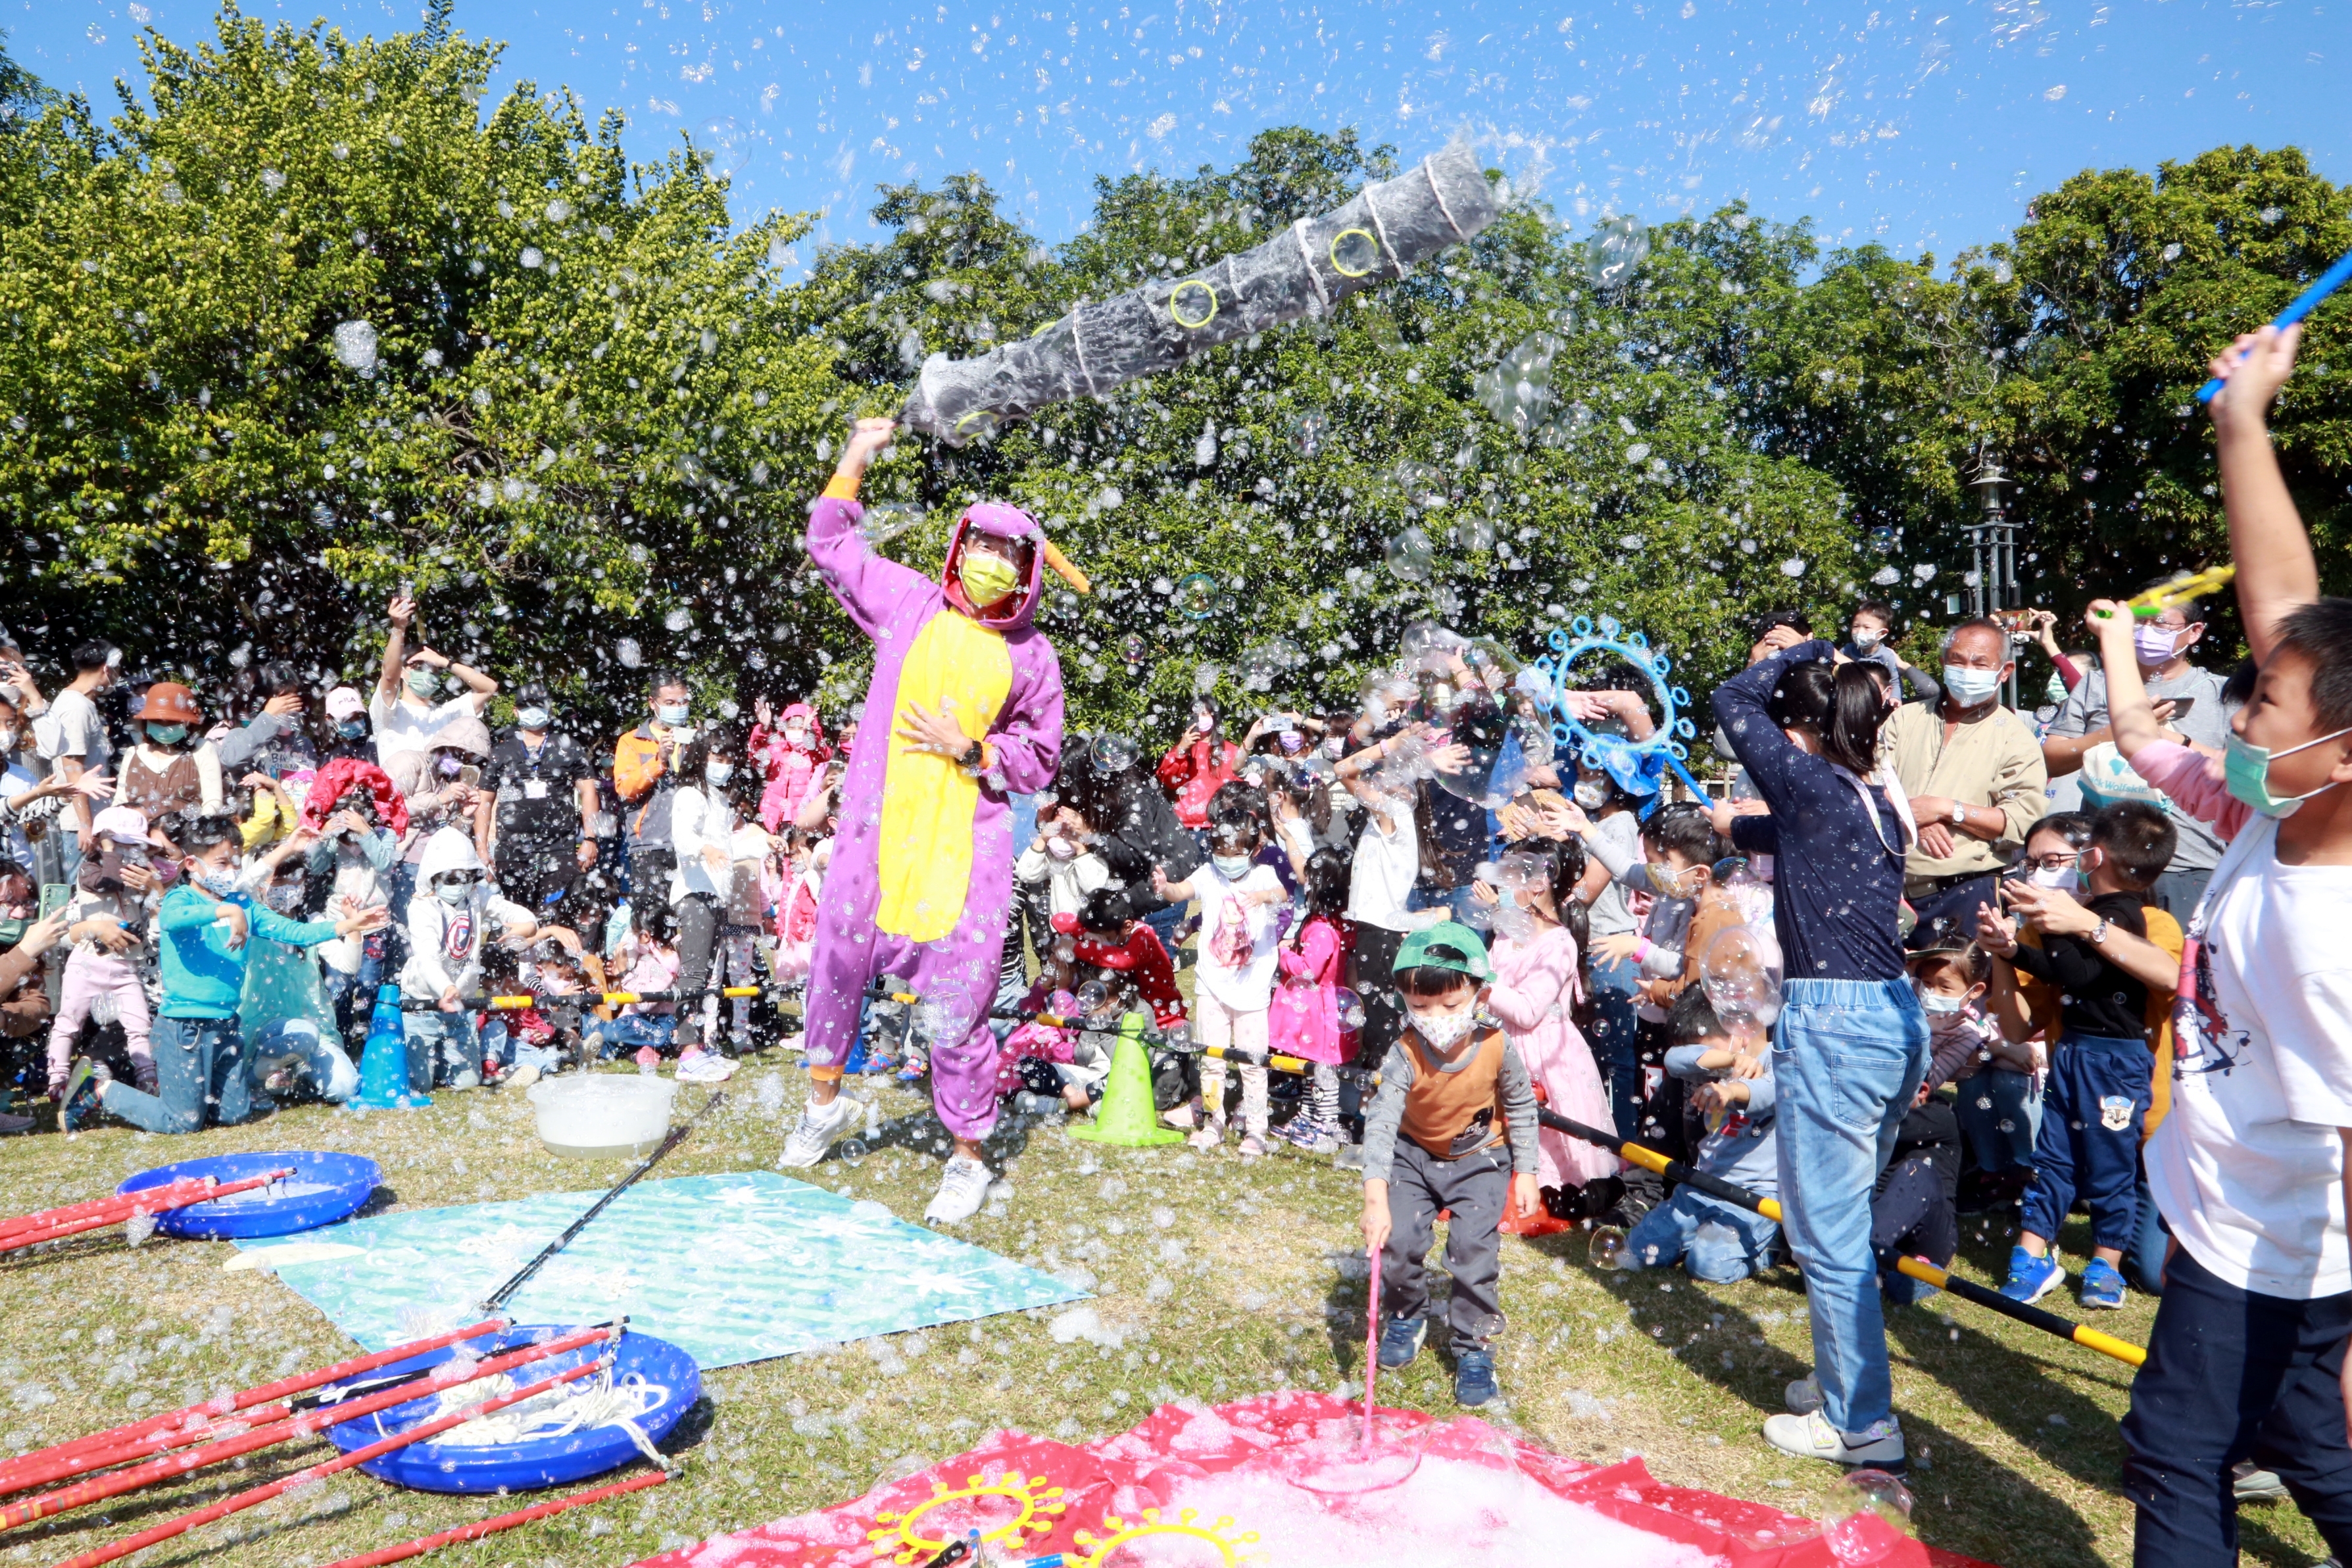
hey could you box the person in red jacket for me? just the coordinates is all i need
[1058,893,1187,1031]
[1156,698,1243,834]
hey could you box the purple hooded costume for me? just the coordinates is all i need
[800,489,1066,1140]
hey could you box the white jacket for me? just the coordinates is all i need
[668,783,738,906]
[399,828,531,1000]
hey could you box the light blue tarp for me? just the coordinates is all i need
[237,1172,1086,1369]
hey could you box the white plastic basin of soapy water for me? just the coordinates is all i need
[526,1073,679,1158]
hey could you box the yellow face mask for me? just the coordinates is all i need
[958,549,1021,608]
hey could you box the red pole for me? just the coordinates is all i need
[2,1327,610,1529]
[0,1177,228,1239]
[53,1356,617,1568]
[0,1318,506,1490]
[0,1171,291,1255]
[308,1469,673,1568]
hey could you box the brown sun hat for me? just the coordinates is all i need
[132,681,203,725]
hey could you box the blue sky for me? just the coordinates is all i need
[16,0,2347,272]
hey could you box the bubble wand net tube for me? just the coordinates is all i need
[2194,245,2352,403]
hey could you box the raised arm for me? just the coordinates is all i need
[378,593,413,703]
[2207,323,2316,662]
[805,418,931,640]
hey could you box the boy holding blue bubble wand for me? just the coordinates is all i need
[2102,323,2352,1565]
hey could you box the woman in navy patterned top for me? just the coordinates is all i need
[1713,636,1930,1471]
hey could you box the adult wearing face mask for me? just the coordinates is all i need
[666,722,747,1067]
[2040,589,2235,917]
[320,686,379,767]
[1876,618,2050,943]
[0,693,110,873]
[1156,698,1243,843]
[32,641,118,880]
[116,683,226,820]
[614,672,697,922]
[484,683,599,924]
[370,592,498,777]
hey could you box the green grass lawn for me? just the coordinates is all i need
[0,1058,2334,1568]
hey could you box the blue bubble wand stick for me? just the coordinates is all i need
[2194,245,2352,403]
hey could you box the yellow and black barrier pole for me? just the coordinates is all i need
[1537,1108,2146,1370]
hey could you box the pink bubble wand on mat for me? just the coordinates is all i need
[1362,1244,1379,1455]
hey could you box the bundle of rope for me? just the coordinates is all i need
[384,1366,672,1468]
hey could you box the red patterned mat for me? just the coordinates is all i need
[632,1391,2001,1568]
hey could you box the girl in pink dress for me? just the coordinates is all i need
[1476,838,1620,1201]
[748,700,831,833]
[1271,850,1356,1154]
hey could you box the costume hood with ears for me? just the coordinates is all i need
[302,758,410,837]
[778,702,826,750]
[941,501,1090,629]
[417,825,484,885]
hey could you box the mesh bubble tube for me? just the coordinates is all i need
[1530,616,1708,800]
[898,140,1502,445]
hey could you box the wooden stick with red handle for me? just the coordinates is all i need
[307,1469,674,1568]
[1,1326,610,1529]
[0,1319,506,1496]
[53,1349,622,1568]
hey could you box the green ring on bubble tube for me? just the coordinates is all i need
[954,408,1000,439]
[1168,280,1219,330]
[1329,227,1381,278]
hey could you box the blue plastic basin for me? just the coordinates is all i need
[320,1325,699,1494]
[115,1151,381,1238]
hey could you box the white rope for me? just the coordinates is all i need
[386,1368,673,1467]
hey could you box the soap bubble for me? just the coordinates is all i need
[1820,1469,1915,1564]
[1586,214,1650,289]
[1175,572,1219,619]
[1090,733,1139,775]
[1117,633,1147,666]
[520,246,544,269]
[857,502,921,547]
[694,116,749,176]
[1391,461,1448,510]
[615,637,643,668]
[837,1138,868,1167]
[1384,526,1436,585]
[1701,923,1784,1029]
[1452,514,1497,552]
[330,320,379,372]
[1473,333,1563,433]
[545,198,572,222]
[1589,1225,1629,1269]
[1288,409,1330,456]
[1073,980,1111,1019]
[1335,988,1366,1031]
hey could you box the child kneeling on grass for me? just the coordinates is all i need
[1359,921,1540,1409]
[1624,987,1780,1282]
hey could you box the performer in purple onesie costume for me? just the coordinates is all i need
[780,417,1081,1223]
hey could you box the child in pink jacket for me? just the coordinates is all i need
[1272,850,1356,1154]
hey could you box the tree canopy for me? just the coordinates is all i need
[3,5,2344,739]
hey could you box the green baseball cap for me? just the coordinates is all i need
[1392,920,1491,981]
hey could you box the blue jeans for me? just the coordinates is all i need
[320,935,386,1048]
[1953,1066,2040,1172]
[2021,1031,2150,1253]
[403,1009,479,1090]
[1627,1189,1780,1282]
[479,1017,563,1075]
[1585,954,1643,1140]
[1773,977,1930,1441]
[100,1015,255,1134]
[249,1018,359,1102]
[583,1014,675,1058]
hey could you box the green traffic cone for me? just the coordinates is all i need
[1067,1012,1183,1147]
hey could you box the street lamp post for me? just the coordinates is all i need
[1967,462,2023,708]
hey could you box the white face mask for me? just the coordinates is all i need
[264,882,305,912]
[1210,852,1254,880]
[196,866,239,896]
[1408,1004,1477,1052]
[785,724,808,745]
[2028,864,2078,891]
[1917,987,1968,1017]
[435,879,471,905]
[1573,780,1610,810]
[516,706,551,731]
[1853,627,1884,651]
[705,762,735,787]
[1942,665,2003,706]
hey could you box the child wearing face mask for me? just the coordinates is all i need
[1015,802,1112,921]
[1980,801,2178,1310]
[1270,848,1356,1155]
[666,723,745,1079]
[1471,837,1620,1215]
[399,826,539,1091]
[46,806,161,1103]
[59,812,385,1134]
[234,839,364,1104]
[1150,783,1288,1155]
[1358,921,1541,1409]
[1623,986,1780,1283]
[750,700,832,834]
[1841,599,1942,705]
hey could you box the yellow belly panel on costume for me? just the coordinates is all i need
[876,610,1013,941]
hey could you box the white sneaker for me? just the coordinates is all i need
[1761,1409,1905,1468]
[1785,1373,1823,1415]
[924,1154,993,1225]
[504,1063,542,1092]
[676,1050,737,1085]
[778,1094,862,1168]
[1187,1116,1227,1150]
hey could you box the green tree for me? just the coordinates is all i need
[0,1,841,727]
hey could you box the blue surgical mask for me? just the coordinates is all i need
[705,762,735,786]
[336,719,368,739]
[1916,987,1967,1017]
[404,668,440,697]
[656,702,690,727]
[2223,726,2352,819]
[1210,853,1254,880]
[196,867,238,896]
[1941,666,2003,706]
[146,723,188,746]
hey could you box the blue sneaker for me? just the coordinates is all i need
[1377,1315,1427,1370]
[2080,1258,2128,1310]
[2000,1246,2064,1304]
[57,1058,105,1133]
[1454,1349,1499,1408]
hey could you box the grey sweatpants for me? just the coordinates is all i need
[1383,1138,1510,1356]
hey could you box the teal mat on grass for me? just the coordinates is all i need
[236,1171,1086,1368]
